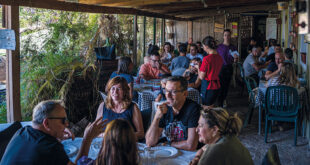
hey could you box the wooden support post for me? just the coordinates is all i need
[4,5,21,122]
[163,19,166,43]
[161,18,164,46]
[187,21,193,41]
[153,17,156,45]
[133,15,137,66]
[143,16,146,56]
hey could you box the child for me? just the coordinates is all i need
[155,77,168,102]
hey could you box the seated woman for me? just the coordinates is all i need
[190,107,254,165]
[267,62,300,88]
[183,57,202,89]
[110,56,134,98]
[96,76,144,140]
[76,119,139,165]
[160,42,173,65]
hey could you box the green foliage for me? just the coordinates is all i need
[0,103,6,123]
[19,7,137,121]
[20,7,101,115]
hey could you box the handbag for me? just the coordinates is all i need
[94,38,116,60]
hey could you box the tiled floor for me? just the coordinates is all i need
[225,85,310,165]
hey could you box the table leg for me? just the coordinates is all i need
[258,105,261,135]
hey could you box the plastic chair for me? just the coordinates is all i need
[264,85,299,146]
[242,76,257,129]
[237,63,246,96]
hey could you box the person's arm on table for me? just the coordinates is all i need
[132,104,144,140]
[158,63,171,75]
[171,127,198,151]
[155,94,163,102]
[189,146,206,165]
[145,103,167,147]
[74,117,107,164]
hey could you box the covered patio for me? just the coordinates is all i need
[1,0,310,164]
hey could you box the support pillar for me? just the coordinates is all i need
[133,15,137,66]
[4,5,21,122]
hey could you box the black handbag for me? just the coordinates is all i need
[94,38,116,60]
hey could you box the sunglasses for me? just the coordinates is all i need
[48,117,69,125]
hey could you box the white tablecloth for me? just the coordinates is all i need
[62,137,196,164]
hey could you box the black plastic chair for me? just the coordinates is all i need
[0,121,22,161]
[264,86,299,146]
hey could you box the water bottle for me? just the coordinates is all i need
[140,77,144,84]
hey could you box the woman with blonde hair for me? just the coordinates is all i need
[76,119,139,165]
[190,108,253,165]
[96,76,144,139]
[267,62,300,88]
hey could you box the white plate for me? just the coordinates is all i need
[157,158,188,165]
[63,144,78,157]
[151,146,178,158]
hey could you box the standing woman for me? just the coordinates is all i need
[160,42,173,64]
[217,29,237,107]
[96,76,144,140]
[195,36,223,106]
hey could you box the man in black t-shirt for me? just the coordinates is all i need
[0,100,75,165]
[145,76,200,151]
[265,52,285,80]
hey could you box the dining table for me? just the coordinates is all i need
[62,137,197,165]
[255,80,310,136]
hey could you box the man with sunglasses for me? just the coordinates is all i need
[1,100,75,165]
[146,76,200,151]
[139,51,170,80]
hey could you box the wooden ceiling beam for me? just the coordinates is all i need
[99,0,199,7]
[138,0,279,12]
[164,1,278,15]
[182,3,279,20]
[0,0,189,21]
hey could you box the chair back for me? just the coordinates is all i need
[99,91,107,101]
[245,76,257,104]
[265,85,299,117]
[237,62,245,80]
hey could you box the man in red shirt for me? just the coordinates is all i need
[139,52,170,80]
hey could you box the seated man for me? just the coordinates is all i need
[243,46,269,84]
[170,43,189,71]
[265,44,282,63]
[146,76,200,151]
[265,52,285,80]
[0,100,75,165]
[139,51,170,80]
[186,44,204,61]
[284,48,298,75]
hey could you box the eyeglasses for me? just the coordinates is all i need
[151,59,160,63]
[163,89,185,96]
[48,117,69,125]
